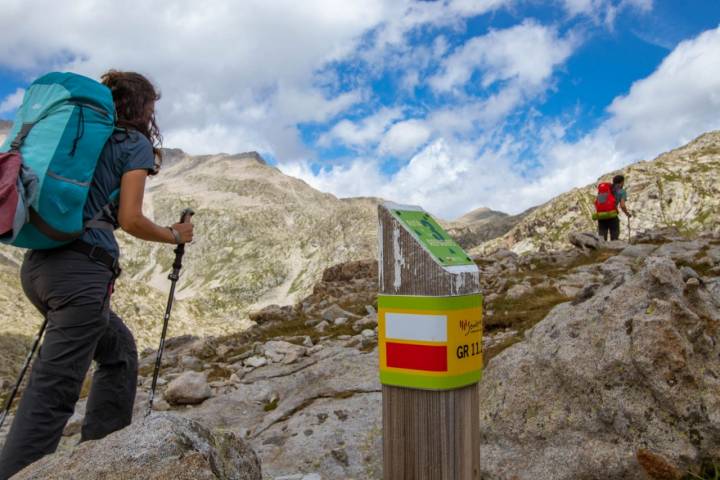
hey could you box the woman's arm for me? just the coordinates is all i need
[117,170,193,243]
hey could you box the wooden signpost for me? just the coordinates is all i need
[378,202,482,480]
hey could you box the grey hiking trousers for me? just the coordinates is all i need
[0,249,138,480]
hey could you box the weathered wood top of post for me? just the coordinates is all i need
[378,202,480,296]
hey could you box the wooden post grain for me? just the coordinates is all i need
[378,203,481,480]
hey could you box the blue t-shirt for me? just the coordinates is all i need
[81,129,155,258]
[613,185,627,206]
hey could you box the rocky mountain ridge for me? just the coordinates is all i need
[0,143,380,355]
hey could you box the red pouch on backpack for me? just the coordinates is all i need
[0,151,22,238]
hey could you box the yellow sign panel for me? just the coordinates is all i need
[378,294,483,390]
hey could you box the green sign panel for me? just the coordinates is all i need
[391,209,474,267]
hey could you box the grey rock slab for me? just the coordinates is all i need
[13,413,261,480]
[360,329,375,338]
[654,240,705,263]
[479,256,720,479]
[164,371,212,406]
[680,265,700,281]
[177,345,381,479]
[244,355,268,368]
[180,355,204,371]
[620,243,658,259]
[506,283,532,300]
[257,394,381,480]
[706,245,720,264]
[568,232,601,250]
[274,473,322,480]
[314,320,330,333]
[599,254,634,279]
[263,340,306,364]
[321,304,360,322]
[603,240,629,251]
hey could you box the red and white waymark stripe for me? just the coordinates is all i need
[384,313,448,372]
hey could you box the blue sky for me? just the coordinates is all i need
[1,0,719,218]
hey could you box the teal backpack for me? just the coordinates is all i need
[0,72,116,249]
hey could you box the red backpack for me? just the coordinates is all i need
[595,182,617,213]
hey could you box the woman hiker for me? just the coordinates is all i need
[0,71,194,479]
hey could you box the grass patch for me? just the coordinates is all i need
[263,397,279,412]
[524,249,617,279]
[217,312,361,355]
[485,287,571,332]
[676,245,716,277]
[483,335,522,365]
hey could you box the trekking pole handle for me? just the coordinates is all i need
[179,208,195,228]
[169,209,194,280]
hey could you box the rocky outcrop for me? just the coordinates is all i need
[476,131,720,255]
[479,254,720,479]
[13,413,261,480]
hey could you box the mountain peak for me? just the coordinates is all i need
[226,151,266,165]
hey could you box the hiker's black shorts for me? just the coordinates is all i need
[598,217,620,241]
[0,249,137,480]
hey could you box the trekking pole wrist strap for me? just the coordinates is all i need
[167,226,181,244]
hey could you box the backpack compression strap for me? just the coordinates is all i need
[9,123,35,152]
[84,189,120,231]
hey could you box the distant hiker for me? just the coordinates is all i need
[0,71,194,479]
[593,174,631,241]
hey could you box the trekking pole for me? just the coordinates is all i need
[0,317,48,432]
[627,216,632,244]
[146,208,194,416]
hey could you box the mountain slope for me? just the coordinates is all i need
[474,131,720,255]
[0,148,380,352]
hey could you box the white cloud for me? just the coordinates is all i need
[562,0,652,26]
[430,20,577,92]
[0,0,520,159]
[449,0,511,16]
[0,88,25,114]
[282,25,720,219]
[281,157,386,199]
[0,0,392,159]
[379,119,432,156]
[4,0,708,224]
[318,107,403,149]
[606,26,720,158]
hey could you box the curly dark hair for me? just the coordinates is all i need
[101,70,162,172]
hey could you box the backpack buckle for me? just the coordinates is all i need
[87,245,103,262]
